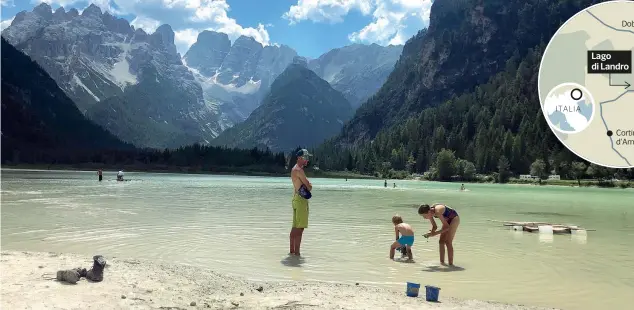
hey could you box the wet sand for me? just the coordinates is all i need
[0,251,553,310]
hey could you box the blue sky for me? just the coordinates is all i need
[1,0,432,58]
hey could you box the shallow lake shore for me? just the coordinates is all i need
[1,251,551,310]
[0,166,377,180]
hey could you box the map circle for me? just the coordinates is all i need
[543,83,595,134]
[538,0,634,168]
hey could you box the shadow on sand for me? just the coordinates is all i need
[422,265,465,272]
[281,255,305,267]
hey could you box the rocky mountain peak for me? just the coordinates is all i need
[234,35,261,47]
[132,27,148,42]
[33,3,53,19]
[211,60,353,152]
[197,30,230,46]
[68,8,79,18]
[52,7,67,21]
[183,30,230,76]
[150,24,178,56]
[306,43,403,108]
[292,56,308,67]
[154,24,175,43]
[11,11,27,26]
[102,12,133,35]
[81,4,103,18]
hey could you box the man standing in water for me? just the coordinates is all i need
[290,149,312,256]
[98,169,103,182]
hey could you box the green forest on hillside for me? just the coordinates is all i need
[312,0,634,184]
[313,46,634,183]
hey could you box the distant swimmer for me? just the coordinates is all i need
[290,149,312,256]
[116,170,124,181]
[384,180,387,187]
[98,169,103,182]
[419,203,460,266]
[460,184,465,191]
[393,183,396,188]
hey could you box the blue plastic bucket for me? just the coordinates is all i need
[406,282,420,297]
[425,285,441,302]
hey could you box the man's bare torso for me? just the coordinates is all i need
[291,165,305,192]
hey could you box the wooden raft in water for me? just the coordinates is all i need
[488,220,594,234]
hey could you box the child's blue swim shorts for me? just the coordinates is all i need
[397,235,414,246]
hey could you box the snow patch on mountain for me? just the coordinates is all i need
[72,74,100,102]
[106,42,138,89]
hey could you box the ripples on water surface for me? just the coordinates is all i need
[2,169,633,309]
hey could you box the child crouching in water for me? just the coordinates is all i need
[390,215,415,261]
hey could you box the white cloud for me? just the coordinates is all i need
[1,16,14,30]
[283,0,373,24]
[130,15,161,33]
[1,0,14,7]
[285,0,432,45]
[174,28,199,52]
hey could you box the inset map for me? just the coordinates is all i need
[538,0,634,168]
[543,83,595,134]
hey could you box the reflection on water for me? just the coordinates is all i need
[281,255,306,268]
[571,230,588,245]
[422,265,465,272]
[1,169,633,310]
[538,233,554,244]
[517,211,581,217]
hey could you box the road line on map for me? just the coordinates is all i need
[586,11,634,35]
[598,90,633,166]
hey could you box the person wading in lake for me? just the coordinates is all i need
[418,203,460,266]
[98,169,103,182]
[290,149,312,256]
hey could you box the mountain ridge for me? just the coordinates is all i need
[2,2,403,149]
[212,63,353,152]
[1,37,131,163]
[332,0,603,147]
[2,3,221,149]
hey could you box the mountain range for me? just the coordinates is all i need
[1,2,402,149]
[1,37,130,163]
[212,61,353,152]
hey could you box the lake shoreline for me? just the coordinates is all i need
[0,251,552,310]
[3,165,630,188]
[0,165,377,180]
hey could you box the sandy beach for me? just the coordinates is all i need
[0,251,553,310]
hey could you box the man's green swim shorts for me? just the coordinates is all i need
[292,193,309,228]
